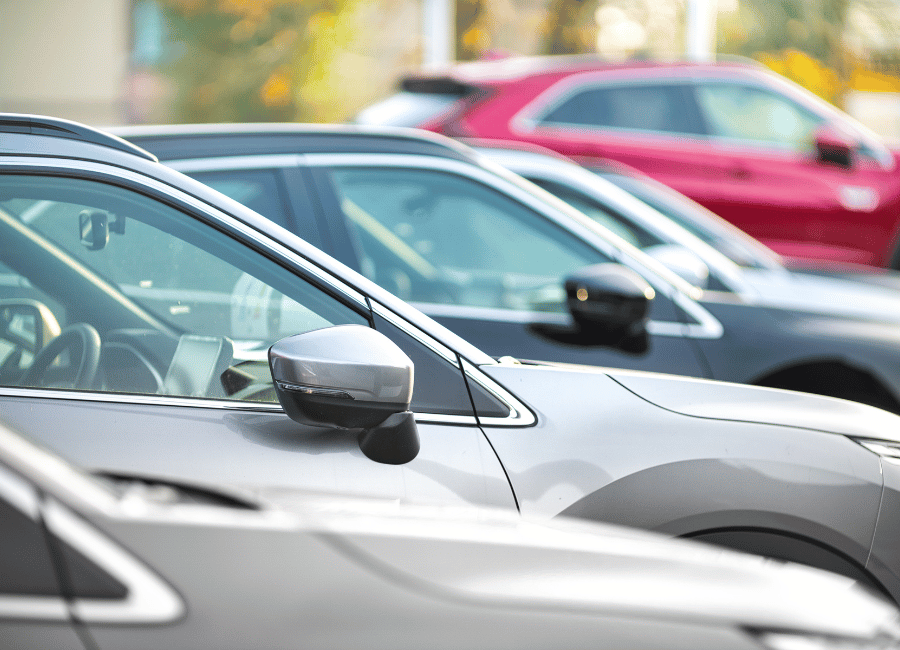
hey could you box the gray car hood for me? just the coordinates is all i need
[255,489,899,638]
[606,366,900,442]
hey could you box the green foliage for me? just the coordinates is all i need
[155,0,359,123]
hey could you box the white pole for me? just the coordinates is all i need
[423,0,455,67]
[686,0,716,62]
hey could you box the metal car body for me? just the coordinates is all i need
[354,56,900,269]
[5,418,900,650]
[7,115,900,603]
[114,122,900,415]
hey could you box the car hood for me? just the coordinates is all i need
[741,266,900,322]
[605,365,900,442]
[254,488,900,638]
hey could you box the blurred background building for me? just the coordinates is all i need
[4,0,900,139]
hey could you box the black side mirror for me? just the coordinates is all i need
[269,325,419,465]
[530,264,654,352]
[814,126,855,169]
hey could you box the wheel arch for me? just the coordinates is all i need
[751,359,900,414]
[683,527,893,602]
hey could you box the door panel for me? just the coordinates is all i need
[0,397,517,511]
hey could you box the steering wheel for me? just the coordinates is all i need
[20,323,101,389]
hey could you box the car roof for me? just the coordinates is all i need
[401,55,763,88]
[110,123,482,163]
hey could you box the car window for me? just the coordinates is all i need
[527,177,663,249]
[187,169,290,229]
[0,174,368,402]
[539,83,705,135]
[695,83,823,151]
[600,171,774,269]
[323,167,609,313]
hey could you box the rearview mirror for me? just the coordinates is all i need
[79,209,109,251]
[269,325,419,465]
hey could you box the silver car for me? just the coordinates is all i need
[5,418,900,650]
[5,115,900,603]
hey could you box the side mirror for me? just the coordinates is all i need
[531,264,654,352]
[269,325,419,465]
[814,125,855,169]
[0,299,61,353]
[643,244,710,289]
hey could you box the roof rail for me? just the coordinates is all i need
[0,114,158,162]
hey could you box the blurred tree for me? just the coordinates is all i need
[541,0,597,55]
[155,0,360,123]
[718,0,850,104]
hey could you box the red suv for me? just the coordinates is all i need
[356,57,900,269]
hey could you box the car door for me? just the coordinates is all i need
[0,164,516,511]
[305,156,710,376]
[689,78,894,266]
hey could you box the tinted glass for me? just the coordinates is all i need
[325,167,607,313]
[188,169,290,229]
[540,84,704,135]
[372,312,476,416]
[528,178,663,249]
[0,175,367,402]
[695,83,822,150]
[0,493,60,597]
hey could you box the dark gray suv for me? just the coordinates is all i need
[5,115,900,602]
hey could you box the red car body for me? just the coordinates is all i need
[356,57,900,268]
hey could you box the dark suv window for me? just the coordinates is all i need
[539,83,704,135]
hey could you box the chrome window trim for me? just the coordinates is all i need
[0,387,285,410]
[44,499,185,624]
[461,359,537,427]
[0,159,369,311]
[0,385,517,426]
[167,154,304,173]
[0,465,183,624]
[674,292,725,339]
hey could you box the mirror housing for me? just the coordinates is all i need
[643,244,710,289]
[269,325,419,464]
[814,126,855,169]
[528,263,654,351]
[79,209,110,251]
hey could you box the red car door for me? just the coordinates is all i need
[689,79,897,266]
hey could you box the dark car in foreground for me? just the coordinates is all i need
[116,122,900,415]
[5,418,900,650]
[8,115,900,601]
[355,56,900,269]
